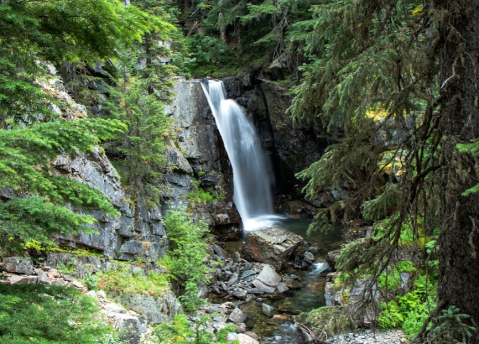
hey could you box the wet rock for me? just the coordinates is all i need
[326,250,341,270]
[283,278,303,290]
[231,289,247,300]
[243,226,304,271]
[262,303,275,317]
[252,280,275,294]
[3,257,33,275]
[277,282,289,293]
[213,244,228,260]
[212,225,242,241]
[242,270,255,278]
[254,265,281,288]
[228,308,247,324]
[227,272,239,287]
[267,314,289,325]
[303,251,315,263]
[215,214,230,225]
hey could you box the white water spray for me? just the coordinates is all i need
[201,80,281,231]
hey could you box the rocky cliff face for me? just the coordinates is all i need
[53,73,327,261]
[55,78,242,260]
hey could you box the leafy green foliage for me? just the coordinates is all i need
[186,180,224,203]
[175,34,236,77]
[160,207,212,312]
[0,0,170,254]
[101,47,176,207]
[154,313,238,344]
[0,0,157,123]
[97,263,170,297]
[0,119,125,253]
[379,272,437,336]
[0,284,117,343]
[83,274,100,291]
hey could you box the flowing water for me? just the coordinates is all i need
[201,80,282,231]
[240,218,343,343]
[202,80,343,342]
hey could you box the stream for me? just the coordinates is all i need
[222,218,342,343]
[201,80,342,342]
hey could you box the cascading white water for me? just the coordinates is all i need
[201,80,280,231]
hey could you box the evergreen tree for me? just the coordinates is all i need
[0,119,124,252]
[0,0,155,125]
[0,0,167,252]
[290,0,479,341]
[101,49,176,207]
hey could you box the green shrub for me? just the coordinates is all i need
[186,180,224,204]
[379,273,437,335]
[98,267,170,297]
[0,284,117,343]
[83,274,100,291]
[160,207,212,312]
[154,313,237,344]
[297,306,355,340]
[56,259,77,275]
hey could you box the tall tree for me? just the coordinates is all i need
[290,0,479,341]
[101,49,176,207]
[0,0,167,252]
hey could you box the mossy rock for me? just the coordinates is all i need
[296,306,355,340]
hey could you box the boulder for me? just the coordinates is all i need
[243,226,304,271]
[262,303,275,317]
[228,308,247,324]
[9,275,37,284]
[237,334,260,344]
[231,289,247,300]
[251,280,275,294]
[2,257,33,275]
[120,292,182,324]
[254,265,281,288]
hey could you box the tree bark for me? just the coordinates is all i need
[435,0,479,341]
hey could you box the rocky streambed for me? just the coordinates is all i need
[202,218,343,343]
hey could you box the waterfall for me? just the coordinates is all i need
[201,80,280,231]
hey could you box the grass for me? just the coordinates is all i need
[97,266,170,297]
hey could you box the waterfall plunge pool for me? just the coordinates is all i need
[218,217,343,343]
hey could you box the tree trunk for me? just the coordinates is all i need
[435,0,479,340]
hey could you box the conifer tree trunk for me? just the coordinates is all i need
[435,0,479,338]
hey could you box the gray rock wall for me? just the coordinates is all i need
[52,148,168,262]
[56,78,242,259]
[51,74,325,259]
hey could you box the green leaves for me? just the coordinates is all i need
[0,284,117,343]
[0,0,164,123]
[0,119,124,252]
[100,48,175,205]
[161,207,212,312]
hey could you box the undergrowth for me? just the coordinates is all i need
[0,284,117,343]
[95,264,170,297]
[154,313,238,344]
[158,206,212,313]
